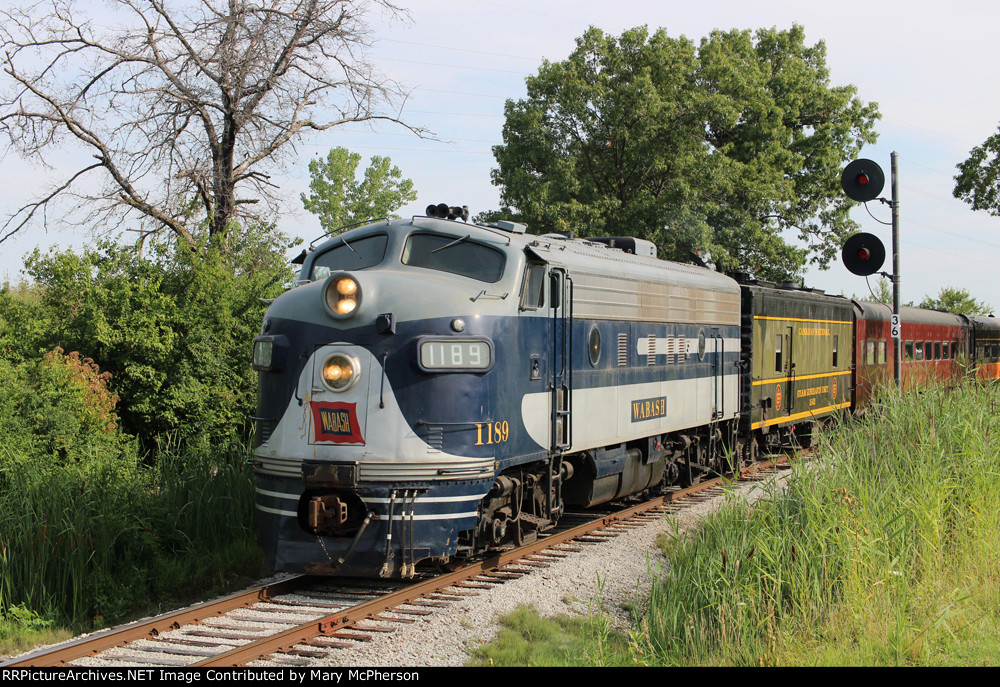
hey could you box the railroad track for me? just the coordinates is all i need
[3,459,790,668]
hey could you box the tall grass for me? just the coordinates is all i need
[635,382,1000,665]
[0,435,261,630]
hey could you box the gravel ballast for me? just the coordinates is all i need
[277,470,791,667]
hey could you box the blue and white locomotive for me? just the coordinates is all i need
[251,209,742,577]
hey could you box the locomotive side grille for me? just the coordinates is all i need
[667,336,675,364]
[251,415,275,446]
[426,425,444,451]
[647,334,656,366]
[618,333,628,367]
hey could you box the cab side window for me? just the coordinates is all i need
[519,262,546,310]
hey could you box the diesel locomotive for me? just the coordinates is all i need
[250,210,998,578]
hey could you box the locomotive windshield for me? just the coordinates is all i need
[401,232,506,283]
[310,233,388,281]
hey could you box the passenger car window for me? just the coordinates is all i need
[310,234,388,281]
[402,233,505,283]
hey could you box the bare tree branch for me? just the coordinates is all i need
[0,0,428,247]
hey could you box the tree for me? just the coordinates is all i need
[954,123,1000,216]
[301,147,417,233]
[6,223,294,448]
[490,25,880,281]
[849,277,893,305]
[919,287,993,316]
[0,0,424,248]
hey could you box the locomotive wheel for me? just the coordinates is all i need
[682,459,704,487]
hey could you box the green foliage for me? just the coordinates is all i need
[918,286,993,316]
[0,603,73,657]
[467,605,632,666]
[0,349,123,465]
[634,384,1000,666]
[0,436,262,628]
[0,223,284,635]
[301,147,417,234]
[849,277,895,305]
[5,223,293,449]
[954,123,1000,216]
[490,25,880,281]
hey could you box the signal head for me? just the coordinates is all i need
[841,232,886,276]
[841,159,885,202]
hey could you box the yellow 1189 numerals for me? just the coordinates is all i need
[474,420,509,445]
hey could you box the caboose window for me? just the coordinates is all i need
[402,232,505,283]
[878,340,887,365]
[866,339,875,366]
[310,233,388,281]
[915,341,924,361]
[905,341,913,361]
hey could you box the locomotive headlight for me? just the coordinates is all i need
[322,354,360,391]
[252,335,287,372]
[253,339,273,368]
[324,274,361,319]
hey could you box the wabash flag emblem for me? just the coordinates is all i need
[311,401,364,444]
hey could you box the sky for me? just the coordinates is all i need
[2,0,1000,312]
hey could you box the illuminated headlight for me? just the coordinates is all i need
[322,354,360,391]
[324,274,361,318]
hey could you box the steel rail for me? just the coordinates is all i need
[5,458,788,668]
[2,576,310,667]
[193,475,748,667]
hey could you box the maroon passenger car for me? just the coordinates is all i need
[852,302,971,408]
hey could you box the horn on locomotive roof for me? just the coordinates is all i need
[425,203,470,222]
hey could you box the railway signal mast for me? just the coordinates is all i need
[841,154,902,389]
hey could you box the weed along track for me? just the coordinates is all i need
[3,458,792,668]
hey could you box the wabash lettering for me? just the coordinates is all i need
[631,396,667,422]
[311,401,364,444]
[321,409,353,434]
